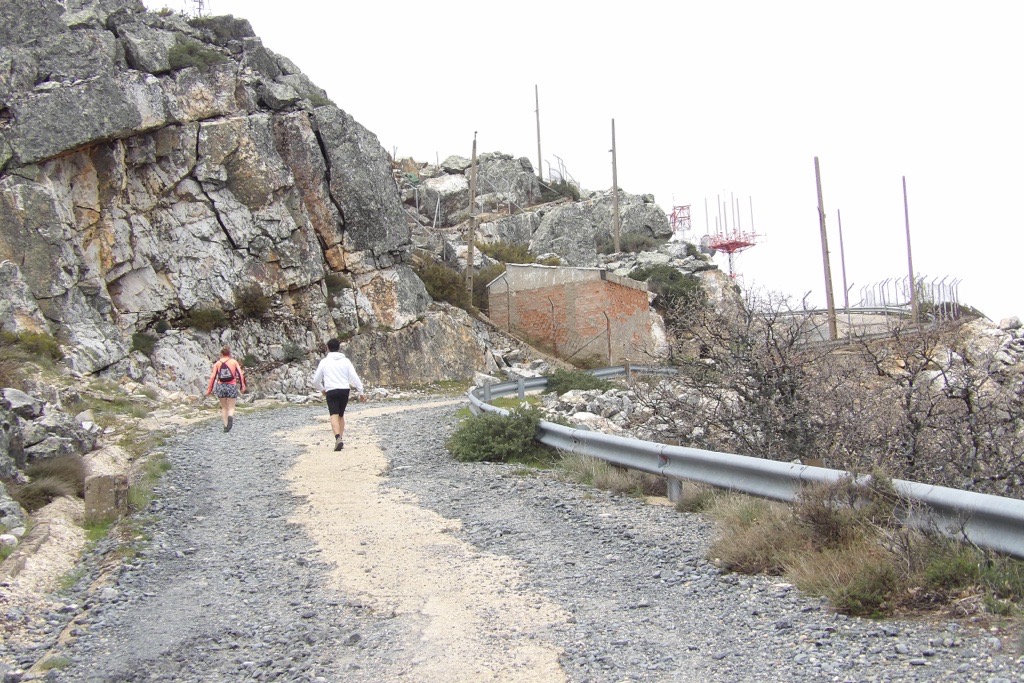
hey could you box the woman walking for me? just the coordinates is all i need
[205,345,246,432]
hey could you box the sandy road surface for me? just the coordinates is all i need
[283,400,570,683]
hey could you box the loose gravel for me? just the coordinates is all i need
[2,398,1021,682]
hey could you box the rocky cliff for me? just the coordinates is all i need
[0,0,490,394]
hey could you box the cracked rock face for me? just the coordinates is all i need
[0,0,480,388]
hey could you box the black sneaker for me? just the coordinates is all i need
[334,436,343,452]
[226,416,233,432]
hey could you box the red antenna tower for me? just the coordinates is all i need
[669,205,691,239]
[706,194,760,278]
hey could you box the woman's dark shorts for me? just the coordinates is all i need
[325,388,351,416]
[214,383,239,399]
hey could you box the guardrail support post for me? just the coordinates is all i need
[666,477,682,503]
[483,383,492,403]
[517,378,526,399]
[625,359,632,381]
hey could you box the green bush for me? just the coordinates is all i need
[537,255,562,266]
[538,179,580,203]
[235,284,271,319]
[414,259,472,310]
[596,232,662,255]
[154,319,170,333]
[473,263,506,313]
[281,342,306,363]
[628,264,705,310]
[167,39,229,73]
[545,368,614,395]
[131,332,157,356]
[184,306,227,332]
[325,272,353,293]
[476,241,535,264]
[447,406,548,463]
[1,330,63,361]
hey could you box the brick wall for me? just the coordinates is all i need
[488,265,656,365]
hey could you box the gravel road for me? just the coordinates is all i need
[5,397,1021,682]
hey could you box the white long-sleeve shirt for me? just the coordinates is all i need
[312,352,364,393]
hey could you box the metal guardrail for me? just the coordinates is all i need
[467,367,1024,559]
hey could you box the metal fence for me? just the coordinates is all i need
[467,366,1024,559]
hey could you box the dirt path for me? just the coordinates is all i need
[282,401,570,683]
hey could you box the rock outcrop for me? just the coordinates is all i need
[0,0,484,395]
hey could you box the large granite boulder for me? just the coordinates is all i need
[0,481,26,530]
[475,152,541,211]
[529,203,599,266]
[346,306,487,385]
[417,173,469,229]
[0,0,487,390]
[34,29,124,82]
[313,106,411,266]
[478,212,541,247]
[592,192,672,242]
[0,261,51,335]
[0,404,26,478]
[118,21,180,74]
[0,0,68,47]
[528,190,672,266]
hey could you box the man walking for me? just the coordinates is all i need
[312,338,366,451]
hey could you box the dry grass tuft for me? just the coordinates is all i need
[706,494,803,574]
[705,477,1024,620]
[785,538,899,616]
[558,454,667,498]
[675,481,721,513]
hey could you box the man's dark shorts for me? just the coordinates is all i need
[325,388,351,416]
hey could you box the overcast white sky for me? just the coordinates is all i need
[150,0,1024,320]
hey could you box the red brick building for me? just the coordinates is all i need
[487,264,664,365]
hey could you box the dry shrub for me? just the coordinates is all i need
[8,456,87,513]
[9,475,79,513]
[675,482,720,513]
[706,494,803,574]
[792,472,905,549]
[25,455,87,497]
[0,351,24,390]
[558,455,667,497]
[786,539,900,616]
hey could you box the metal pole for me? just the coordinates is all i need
[466,132,478,298]
[814,157,838,340]
[903,176,918,325]
[846,283,855,340]
[535,85,543,182]
[717,194,722,236]
[730,192,736,234]
[549,297,557,356]
[604,311,612,365]
[611,119,620,253]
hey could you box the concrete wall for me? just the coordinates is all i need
[488,264,657,365]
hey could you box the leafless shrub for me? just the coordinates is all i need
[631,289,1024,498]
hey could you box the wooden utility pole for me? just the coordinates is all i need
[903,176,918,324]
[535,85,542,182]
[466,133,478,298]
[814,157,838,341]
[611,118,621,253]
